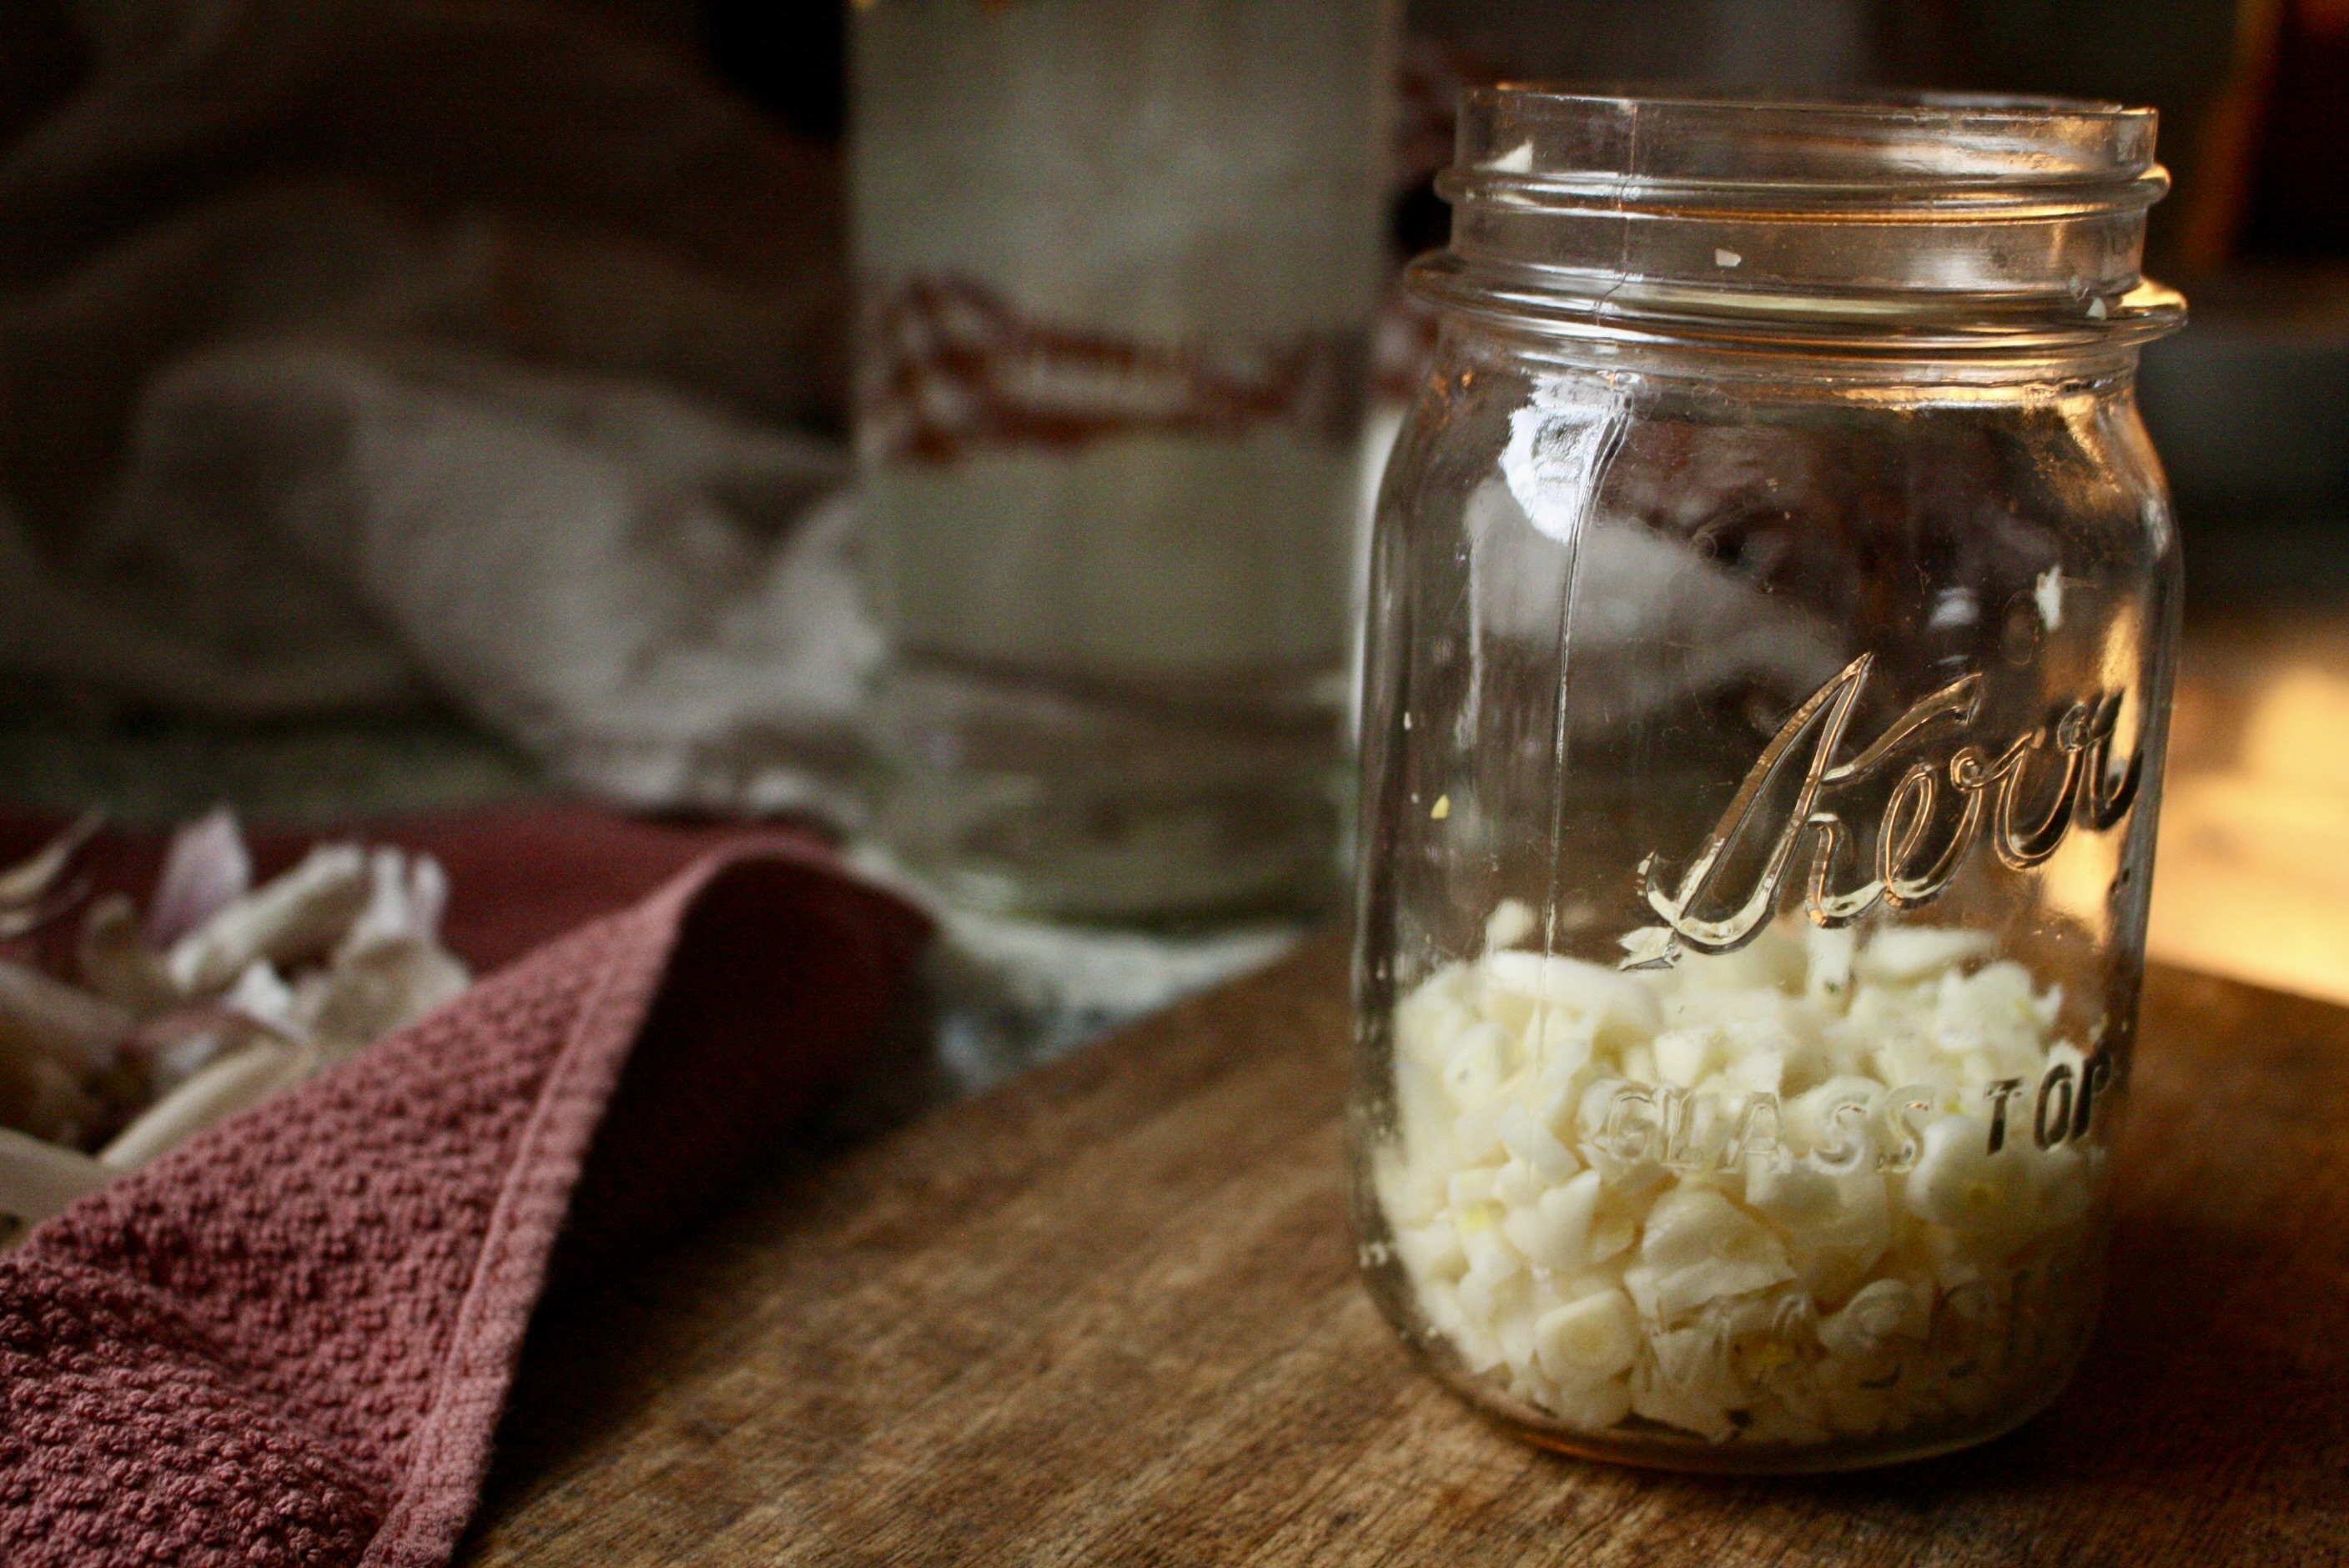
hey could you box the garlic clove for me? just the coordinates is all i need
[1631,1356,1738,1443]
[165,844,369,997]
[76,895,181,1019]
[1545,1373,1636,1431]
[1491,1158,1543,1209]
[334,849,453,962]
[0,1125,113,1245]
[128,1006,256,1100]
[1396,1221,1466,1283]
[0,956,134,1079]
[1652,1027,1717,1088]
[98,1039,314,1171]
[0,1049,105,1148]
[223,961,308,1044]
[0,807,102,913]
[1462,1222,1524,1286]
[300,939,470,1062]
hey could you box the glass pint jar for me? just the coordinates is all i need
[1351,89,2185,1471]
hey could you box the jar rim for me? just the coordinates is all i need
[1450,84,2162,205]
[1429,83,2180,353]
[1466,84,2150,130]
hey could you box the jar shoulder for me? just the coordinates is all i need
[1376,337,2180,628]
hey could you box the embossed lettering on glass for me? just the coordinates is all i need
[1351,89,2184,1471]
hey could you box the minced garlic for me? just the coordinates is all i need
[1371,903,2110,1448]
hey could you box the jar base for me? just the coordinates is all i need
[1419,1343,2085,1475]
[864,656,1344,924]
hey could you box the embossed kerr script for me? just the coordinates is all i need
[1624,653,2143,969]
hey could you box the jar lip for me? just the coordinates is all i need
[1434,83,2177,344]
[1453,84,2161,202]
[1469,83,2150,129]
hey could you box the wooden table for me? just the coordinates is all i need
[464,938,2349,1567]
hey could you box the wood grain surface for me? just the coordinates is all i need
[464,938,2349,1567]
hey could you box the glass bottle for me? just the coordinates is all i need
[850,0,1392,922]
[1351,88,2185,1471]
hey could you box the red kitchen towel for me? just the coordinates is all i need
[0,815,929,1568]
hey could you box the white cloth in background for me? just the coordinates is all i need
[0,0,868,815]
[102,340,875,812]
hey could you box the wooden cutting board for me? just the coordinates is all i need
[463,937,2349,1566]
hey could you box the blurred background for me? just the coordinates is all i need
[0,0,2341,1020]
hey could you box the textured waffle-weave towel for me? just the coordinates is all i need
[0,825,928,1567]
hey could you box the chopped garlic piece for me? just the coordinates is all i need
[1854,927,1994,986]
[1638,1188,1795,1317]
[1906,1113,2027,1234]
[1537,1288,1640,1380]
[1372,918,2104,1450]
[1817,1278,1930,1359]
[1484,898,1537,952]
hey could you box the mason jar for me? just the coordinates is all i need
[1351,88,2185,1471]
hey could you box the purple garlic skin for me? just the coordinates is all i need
[3,812,471,1213]
[143,807,252,949]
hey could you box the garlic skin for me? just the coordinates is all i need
[1371,918,2105,1451]
[143,807,253,949]
[2,814,472,1243]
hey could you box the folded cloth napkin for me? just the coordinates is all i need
[0,0,868,819]
[0,812,928,1567]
